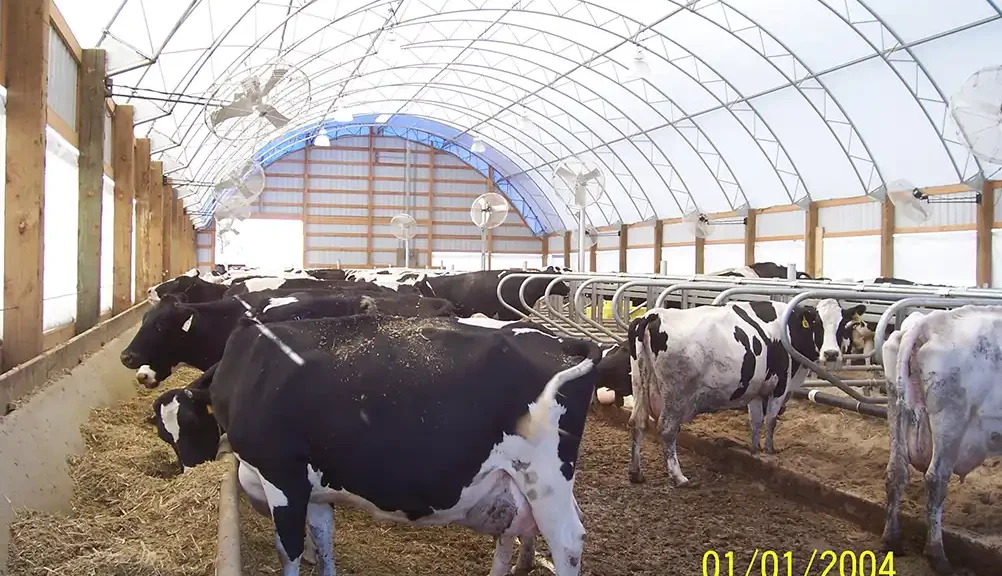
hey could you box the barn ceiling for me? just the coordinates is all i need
[56,0,1002,233]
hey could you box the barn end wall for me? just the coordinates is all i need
[541,184,1002,286]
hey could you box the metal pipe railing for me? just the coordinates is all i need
[520,274,618,342]
[870,297,1002,365]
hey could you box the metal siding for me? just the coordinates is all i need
[47,26,78,129]
[311,177,367,191]
[258,205,301,215]
[306,223,367,234]
[307,205,367,217]
[757,210,805,236]
[269,160,304,174]
[307,236,366,249]
[433,238,485,252]
[547,235,563,252]
[433,195,477,209]
[818,202,881,233]
[309,192,368,205]
[197,247,212,262]
[373,252,398,265]
[373,237,429,250]
[264,175,304,189]
[374,208,430,220]
[493,239,541,252]
[260,190,303,204]
[306,250,368,265]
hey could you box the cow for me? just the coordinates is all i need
[222,277,412,298]
[708,262,814,280]
[593,345,632,407]
[149,313,602,576]
[418,269,570,320]
[625,298,864,487]
[305,268,348,281]
[149,270,228,303]
[880,306,1002,575]
[121,289,455,387]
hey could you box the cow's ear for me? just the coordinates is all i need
[181,314,195,332]
[848,303,866,321]
[161,293,179,305]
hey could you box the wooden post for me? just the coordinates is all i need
[977,181,994,287]
[112,105,135,315]
[804,202,819,277]
[302,145,310,267]
[619,224,628,272]
[744,210,757,266]
[880,199,894,277]
[366,127,375,267]
[487,167,494,270]
[653,221,663,273]
[161,183,173,280]
[149,162,164,285]
[428,148,435,266]
[133,138,151,300]
[75,49,107,334]
[589,243,597,272]
[541,234,549,267]
[694,236,705,274]
[3,0,50,369]
[563,231,571,266]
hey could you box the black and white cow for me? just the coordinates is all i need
[708,262,814,280]
[305,268,348,281]
[150,313,601,576]
[149,270,228,303]
[880,307,1002,575]
[419,269,570,320]
[626,299,864,486]
[120,291,378,387]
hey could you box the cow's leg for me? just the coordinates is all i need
[489,536,516,576]
[627,360,648,484]
[881,385,910,554]
[763,396,786,454]
[240,460,318,565]
[522,479,584,576]
[747,398,765,454]
[255,465,312,576]
[306,503,336,576]
[657,407,695,488]
[513,536,536,575]
[923,414,965,575]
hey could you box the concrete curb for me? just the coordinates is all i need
[1,300,150,417]
[593,403,1002,576]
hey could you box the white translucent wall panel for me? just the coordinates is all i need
[547,254,565,269]
[130,199,136,303]
[216,219,304,269]
[628,224,654,246]
[433,252,482,272]
[992,231,1002,288]
[757,210,805,237]
[818,202,881,233]
[596,232,619,251]
[546,235,563,254]
[626,248,654,274]
[47,26,78,130]
[662,246,695,276]
[568,251,581,272]
[43,127,79,331]
[490,254,542,270]
[0,92,5,338]
[895,199,976,228]
[595,251,618,273]
[754,240,805,272]
[704,244,744,274]
[101,176,114,314]
[663,221,693,243]
[822,236,881,282]
[894,231,977,287]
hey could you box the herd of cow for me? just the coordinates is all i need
[115,263,1000,576]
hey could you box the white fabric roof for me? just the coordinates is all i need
[55,0,1002,233]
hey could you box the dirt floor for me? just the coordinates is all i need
[8,365,974,576]
[685,397,1002,544]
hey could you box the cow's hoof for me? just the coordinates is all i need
[749,446,759,455]
[764,446,776,455]
[628,470,645,484]
[674,477,699,489]
[925,551,952,575]
[880,535,903,555]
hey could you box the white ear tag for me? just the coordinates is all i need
[181,315,194,332]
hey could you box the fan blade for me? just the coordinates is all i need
[259,105,290,129]
[261,67,288,97]
[555,165,577,183]
[578,167,602,182]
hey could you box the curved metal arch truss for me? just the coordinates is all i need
[59,0,1002,232]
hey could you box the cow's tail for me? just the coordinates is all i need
[516,339,602,442]
[626,314,651,360]
[895,312,932,412]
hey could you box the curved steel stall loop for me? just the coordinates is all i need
[871,297,1002,365]
[569,274,663,343]
[495,272,603,338]
[520,273,614,341]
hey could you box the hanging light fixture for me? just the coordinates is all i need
[518,109,534,132]
[333,108,354,122]
[631,46,651,80]
[314,126,331,147]
[471,137,486,153]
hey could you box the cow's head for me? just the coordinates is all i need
[120,294,198,388]
[789,299,866,367]
[150,386,220,470]
[148,273,214,303]
[594,344,632,406]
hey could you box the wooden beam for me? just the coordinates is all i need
[563,231,571,266]
[804,202,819,277]
[302,146,310,267]
[133,138,151,300]
[880,199,894,277]
[653,221,664,273]
[977,181,994,287]
[3,0,50,369]
[149,162,164,285]
[694,236,705,274]
[428,147,435,265]
[487,166,494,270]
[111,105,135,315]
[589,242,597,273]
[619,224,628,272]
[744,210,757,266]
[541,234,549,266]
[161,184,173,280]
[75,48,106,335]
[366,128,375,266]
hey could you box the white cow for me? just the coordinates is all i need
[627,299,864,487]
[881,306,1002,574]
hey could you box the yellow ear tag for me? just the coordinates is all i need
[853,313,863,322]
[205,405,213,415]
[801,317,810,329]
